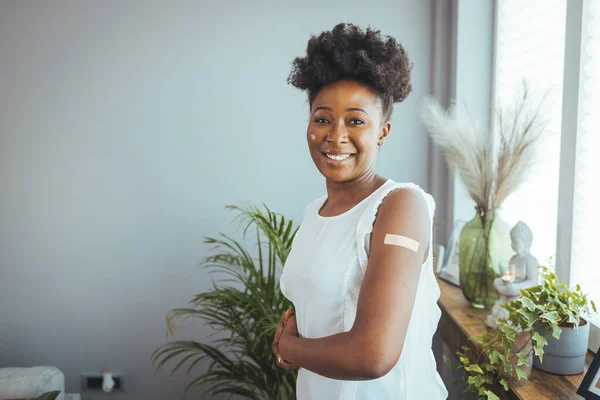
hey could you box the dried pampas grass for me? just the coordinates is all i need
[422,87,548,210]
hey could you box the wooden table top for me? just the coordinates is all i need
[436,277,593,399]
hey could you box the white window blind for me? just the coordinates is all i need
[571,0,600,326]
[494,0,567,266]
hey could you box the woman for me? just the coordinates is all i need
[272,23,448,399]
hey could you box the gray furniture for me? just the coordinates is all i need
[0,367,64,400]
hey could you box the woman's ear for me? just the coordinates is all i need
[378,121,392,146]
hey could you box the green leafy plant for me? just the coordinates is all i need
[152,205,298,399]
[457,261,597,400]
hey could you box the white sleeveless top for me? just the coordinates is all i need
[279,179,448,400]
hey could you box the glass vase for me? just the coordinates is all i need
[459,207,513,309]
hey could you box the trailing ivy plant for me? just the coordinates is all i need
[456,261,597,400]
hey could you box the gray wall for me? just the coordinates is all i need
[0,1,442,399]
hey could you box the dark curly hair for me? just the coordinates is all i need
[287,23,413,122]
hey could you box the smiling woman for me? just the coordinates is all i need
[272,23,448,400]
[307,80,386,185]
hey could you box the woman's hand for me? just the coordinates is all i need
[281,314,298,340]
[272,309,297,370]
[277,314,299,366]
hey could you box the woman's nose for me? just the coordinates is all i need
[326,121,348,143]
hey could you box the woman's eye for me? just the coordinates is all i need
[349,118,365,125]
[314,118,329,124]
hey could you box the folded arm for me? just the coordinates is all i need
[278,188,430,380]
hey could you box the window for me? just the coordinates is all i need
[494,0,599,350]
[494,0,566,267]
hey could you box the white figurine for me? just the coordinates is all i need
[102,370,115,393]
[487,221,540,329]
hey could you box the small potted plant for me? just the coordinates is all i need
[457,261,596,399]
[505,264,596,375]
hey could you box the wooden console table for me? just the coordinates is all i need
[437,277,593,399]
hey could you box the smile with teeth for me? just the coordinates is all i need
[324,153,355,161]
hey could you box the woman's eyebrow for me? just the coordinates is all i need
[345,107,368,115]
[312,106,369,116]
[312,106,332,113]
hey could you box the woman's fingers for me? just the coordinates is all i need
[284,308,295,323]
[273,310,298,369]
[284,308,293,321]
[282,315,298,337]
[276,354,296,369]
[272,312,287,355]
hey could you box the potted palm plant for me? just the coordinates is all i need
[152,205,298,399]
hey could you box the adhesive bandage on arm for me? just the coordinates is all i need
[383,233,420,252]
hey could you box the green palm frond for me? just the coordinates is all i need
[152,204,298,399]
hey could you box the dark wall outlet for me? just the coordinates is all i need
[81,374,125,392]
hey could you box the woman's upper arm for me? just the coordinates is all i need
[349,188,431,377]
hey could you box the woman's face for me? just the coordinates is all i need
[307,80,390,184]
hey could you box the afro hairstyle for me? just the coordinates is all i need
[287,23,413,122]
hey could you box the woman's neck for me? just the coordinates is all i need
[321,173,388,215]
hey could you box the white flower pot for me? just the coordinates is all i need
[533,320,590,375]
